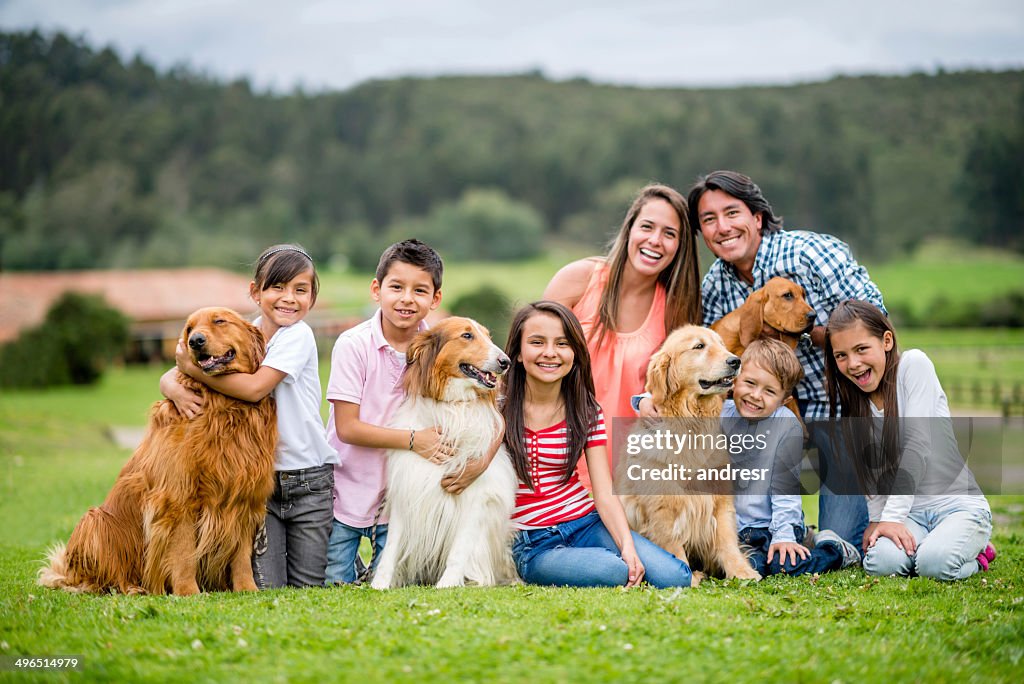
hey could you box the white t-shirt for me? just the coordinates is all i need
[865,349,988,522]
[257,318,337,471]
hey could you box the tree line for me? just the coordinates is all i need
[1,29,1022,272]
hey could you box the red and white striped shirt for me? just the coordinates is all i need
[511,412,607,530]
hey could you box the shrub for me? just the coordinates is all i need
[0,292,129,387]
[449,284,512,350]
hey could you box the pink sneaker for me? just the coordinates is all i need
[976,543,997,572]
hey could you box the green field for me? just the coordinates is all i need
[868,240,1024,319]
[2,369,1023,682]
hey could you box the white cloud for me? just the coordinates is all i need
[1,0,1021,92]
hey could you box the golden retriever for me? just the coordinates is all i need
[620,325,761,586]
[710,276,813,424]
[370,317,518,589]
[39,307,276,595]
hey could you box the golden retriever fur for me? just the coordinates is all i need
[39,307,277,595]
[371,317,518,589]
[710,276,814,424]
[620,325,761,586]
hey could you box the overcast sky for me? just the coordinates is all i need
[2,0,1022,92]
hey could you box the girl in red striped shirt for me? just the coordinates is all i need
[501,301,693,588]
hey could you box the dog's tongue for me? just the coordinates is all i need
[484,371,497,385]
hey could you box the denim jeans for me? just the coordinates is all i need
[806,418,869,549]
[512,511,692,588]
[253,464,334,589]
[739,525,842,577]
[325,519,388,585]
[863,499,992,580]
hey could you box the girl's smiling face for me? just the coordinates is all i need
[251,268,315,333]
[829,321,894,403]
[518,312,574,386]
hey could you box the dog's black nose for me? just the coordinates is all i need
[727,356,741,370]
[189,333,206,350]
[497,354,511,372]
[806,311,816,323]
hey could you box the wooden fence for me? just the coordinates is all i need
[944,377,1024,417]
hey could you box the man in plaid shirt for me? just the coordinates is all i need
[689,170,885,549]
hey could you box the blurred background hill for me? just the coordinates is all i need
[2,29,1022,274]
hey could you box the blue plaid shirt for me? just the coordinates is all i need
[702,230,886,420]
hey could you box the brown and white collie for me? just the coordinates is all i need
[370,317,518,589]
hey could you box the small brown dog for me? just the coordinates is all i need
[711,276,815,352]
[711,276,814,424]
[39,308,277,595]
[620,325,761,586]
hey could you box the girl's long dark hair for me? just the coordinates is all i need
[824,300,901,493]
[501,301,601,489]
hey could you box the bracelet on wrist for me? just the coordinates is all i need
[409,428,415,451]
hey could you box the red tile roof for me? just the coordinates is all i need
[0,269,257,343]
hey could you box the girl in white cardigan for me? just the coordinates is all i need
[824,300,995,580]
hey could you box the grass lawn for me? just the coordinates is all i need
[2,369,1023,682]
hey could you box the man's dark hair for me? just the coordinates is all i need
[375,239,444,291]
[687,170,784,235]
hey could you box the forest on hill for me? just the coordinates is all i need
[1,29,1022,272]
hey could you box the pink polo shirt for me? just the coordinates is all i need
[326,309,427,527]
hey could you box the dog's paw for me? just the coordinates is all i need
[690,570,705,587]
[171,582,200,596]
[729,567,762,582]
[435,573,465,589]
[232,579,258,592]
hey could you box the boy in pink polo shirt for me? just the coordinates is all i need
[324,239,450,584]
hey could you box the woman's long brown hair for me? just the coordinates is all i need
[501,301,601,489]
[594,184,702,349]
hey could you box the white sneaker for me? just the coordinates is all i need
[814,529,861,568]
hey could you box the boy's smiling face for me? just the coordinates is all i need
[372,261,441,340]
[732,361,787,421]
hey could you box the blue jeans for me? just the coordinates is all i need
[739,525,842,577]
[252,464,334,589]
[863,499,991,580]
[325,519,388,584]
[806,418,869,549]
[512,511,692,588]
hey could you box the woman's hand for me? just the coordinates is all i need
[767,541,810,567]
[867,521,917,555]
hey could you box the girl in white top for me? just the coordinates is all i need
[162,244,337,588]
[824,300,995,580]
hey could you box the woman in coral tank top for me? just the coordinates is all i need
[543,184,702,489]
